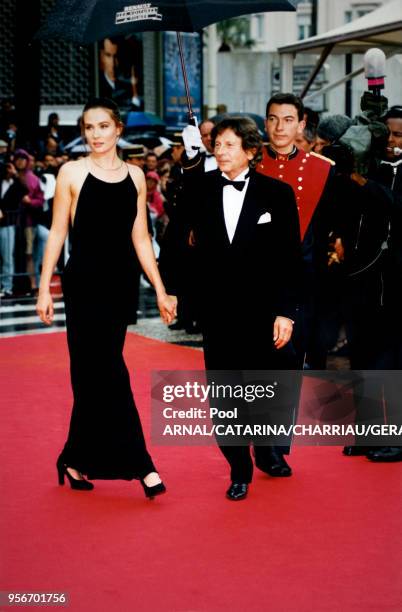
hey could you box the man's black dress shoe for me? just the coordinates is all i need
[255,448,292,477]
[367,447,402,462]
[226,482,248,501]
[343,445,370,457]
[168,321,185,331]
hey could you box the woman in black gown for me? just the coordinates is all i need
[36,98,177,498]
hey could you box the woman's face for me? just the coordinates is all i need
[83,107,121,154]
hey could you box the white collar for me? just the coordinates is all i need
[222,168,249,182]
[380,158,402,168]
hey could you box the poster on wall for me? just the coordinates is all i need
[163,32,202,127]
[98,35,144,111]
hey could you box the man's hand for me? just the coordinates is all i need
[182,125,202,160]
[157,292,178,325]
[273,316,294,350]
[22,195,32,205]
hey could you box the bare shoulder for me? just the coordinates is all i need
[127,163,145,189]
[57,158,89,192]
[57,158,88,181]
[58,158,83,175]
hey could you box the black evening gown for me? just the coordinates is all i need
[60,171,156,480]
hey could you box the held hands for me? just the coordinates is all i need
[182,125,202,160]
[273,316,294,350]
[36,290,54,326]
[157,293,178,325]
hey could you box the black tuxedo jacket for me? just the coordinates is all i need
[184,167,302,369]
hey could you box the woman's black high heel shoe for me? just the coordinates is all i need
[140,478,166,499]
[57,457,94,491]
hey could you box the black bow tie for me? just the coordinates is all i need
[221,177,246,192]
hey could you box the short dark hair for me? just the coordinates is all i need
[47,112,59,125]
[81,97,122,128]
[99,37,120,49]
[383,106,402,122]
[145,151,157,158]
[303,124,317,144]
[199,118,216,129]
[211,116,263,167]
[303,106,320,127]
[266,93,304,121]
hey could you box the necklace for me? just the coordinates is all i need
[89,155,124,171]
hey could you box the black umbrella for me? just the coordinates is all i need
[37,0,296,120]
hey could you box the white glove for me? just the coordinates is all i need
[182,125,202,159]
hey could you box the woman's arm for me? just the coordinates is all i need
[36,164,73,324]
[130,167,177,323]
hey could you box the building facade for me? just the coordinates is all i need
[208,0,401,118]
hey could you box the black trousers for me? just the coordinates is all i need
[202,322,300,483]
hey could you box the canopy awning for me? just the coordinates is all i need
[279,0,402,56]
[277,0,402,100]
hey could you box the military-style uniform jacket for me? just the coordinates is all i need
[257,145,335,276]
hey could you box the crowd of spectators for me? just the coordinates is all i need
[0,100,186,299]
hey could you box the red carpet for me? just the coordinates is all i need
[1,332,402,612]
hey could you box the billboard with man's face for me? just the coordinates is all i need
[99,35,144,111]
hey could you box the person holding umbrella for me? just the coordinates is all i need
[36,97,177,498]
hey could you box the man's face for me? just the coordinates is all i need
[171,145,184,163]
[214,128,254,179]
[296,133,314,153]
[146,154,158,170]
[385,117,402,160]
[313,136,330,154]
[44,155,57,168]
[265,103,305,153]
[127,157,145,168]
[200,121,214,153]
[100,39,118,81]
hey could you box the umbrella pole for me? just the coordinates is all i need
[176,32,196,124]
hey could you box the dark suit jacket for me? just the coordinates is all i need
[184,167,302,369]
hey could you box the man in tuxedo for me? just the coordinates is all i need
[181,117,302,500]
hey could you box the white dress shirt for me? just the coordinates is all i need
[205,154,218,173]
[222,168,250,243]
[1,178,13,199]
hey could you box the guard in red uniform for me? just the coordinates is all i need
[257,93,336,370]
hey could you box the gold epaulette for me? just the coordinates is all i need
[182,156,202,170]
[310,151,336,166]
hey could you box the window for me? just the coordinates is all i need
[256,14,264,40]
[345,3,380,23]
